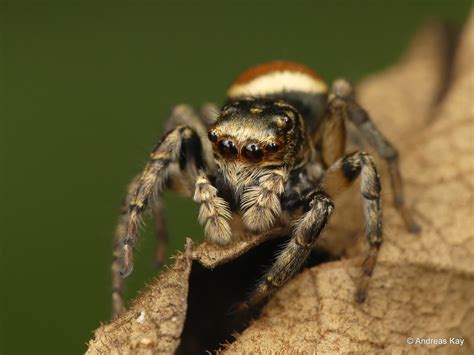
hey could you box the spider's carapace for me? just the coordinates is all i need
[228,61,329,131]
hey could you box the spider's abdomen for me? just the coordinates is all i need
[227,61,328,131]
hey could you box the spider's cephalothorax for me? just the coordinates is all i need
[209,100,308,200]
[111,61,420,317]
[210,98,308,169]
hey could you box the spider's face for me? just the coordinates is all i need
[207,98,306,168]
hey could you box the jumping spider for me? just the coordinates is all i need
[111,61,420,317]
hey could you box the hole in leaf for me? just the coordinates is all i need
[176,236,336,354]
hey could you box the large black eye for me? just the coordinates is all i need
[217,139,238,159]
[242,143,263,162]
[266,142,280,153]
[208,130,218,142]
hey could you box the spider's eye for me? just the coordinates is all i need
[242,143,263,162]
[217,139,238,159]
[266,142,280,153]
[208,130,218,142]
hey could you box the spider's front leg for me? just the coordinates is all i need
[119,125,206,277]
[112,175,140,316]
[331,79,420,233]
[112,105,231,318]
[323,151,383,303]
[240,191,334,309]
[241,169,288,232]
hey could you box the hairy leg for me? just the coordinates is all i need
[111,125,203,318]
[330,79,420,233]
[112,176,139,317]
[120,125,204,277]
[239,191,334,310]
[322,151,383,302]
[166,104,217,173]
[112,124,204,317]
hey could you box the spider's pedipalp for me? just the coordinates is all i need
[241,169,288,232]
[194,170,232,245]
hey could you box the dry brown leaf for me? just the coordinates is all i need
[88,239,193,354]
[87,13,474,355]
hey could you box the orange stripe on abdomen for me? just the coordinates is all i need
[227,61,328,99]
[234,61,322,84]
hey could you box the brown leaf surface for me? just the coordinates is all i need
[87,239,193,354]
[192,227,288,269]
[87,13,474,355]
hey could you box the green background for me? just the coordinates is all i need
[0,1,470,354]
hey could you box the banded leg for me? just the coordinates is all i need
[241,169,288,232]
[193,170,232,245]
[165,104,216,174]
[112,176,139,317]
[240,191,334,310]
[120,125,204,278]
[331,79,420,233]
[322,151,383,303]
[112,179,169,317]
